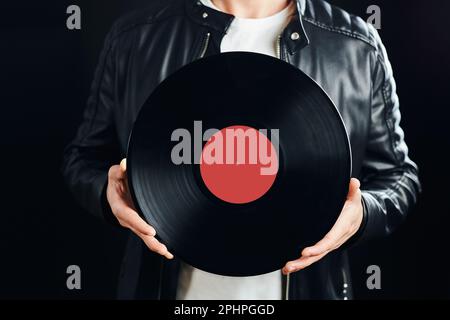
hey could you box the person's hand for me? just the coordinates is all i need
[107,158,173,259]
[282,178,363,275]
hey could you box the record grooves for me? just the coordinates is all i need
[127,52,351,276]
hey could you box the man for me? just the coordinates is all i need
[62,0,420,300]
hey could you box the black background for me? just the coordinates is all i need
[0,0,449,299]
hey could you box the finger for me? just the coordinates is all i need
[301,223,347,257]
[303,210,360,257]
[108,164,125,180]
[303,189,361,257]
[120,159,132,194]
[121,207,156,236]
[120,158,127,173]
[347,178,360,200]
[141,235,174,259]
[282,252,328,274]
[293,179,362,260]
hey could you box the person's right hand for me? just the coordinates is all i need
[107,158,173,259]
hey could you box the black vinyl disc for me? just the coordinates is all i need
[127,52,351,277]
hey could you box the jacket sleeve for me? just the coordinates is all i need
[355,26,421,242]
[61,26,121,224]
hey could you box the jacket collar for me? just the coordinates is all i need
[185,0,309,54]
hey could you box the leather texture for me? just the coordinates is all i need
[61,0,421,300]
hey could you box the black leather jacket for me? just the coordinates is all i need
[62,0,420,300]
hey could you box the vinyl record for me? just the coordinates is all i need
[127,52,351,277]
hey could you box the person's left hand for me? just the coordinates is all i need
[282,178,364,275]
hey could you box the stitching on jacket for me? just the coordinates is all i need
[111,12,185,43]
[302,16,376,49]
[378,53,401,165]
[365,46,375,161]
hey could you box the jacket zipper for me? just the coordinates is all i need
[199,32,211,58]
[276,33,290,301]
[285,273,290,300]
[276,35,282,60]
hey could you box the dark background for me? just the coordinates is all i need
[0,0,449,299]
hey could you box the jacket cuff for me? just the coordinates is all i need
[351,191,386,245]
[341,195,368,249]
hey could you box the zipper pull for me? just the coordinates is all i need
[199,32,211,59]
[276,35,282,60]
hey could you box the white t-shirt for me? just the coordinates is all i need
[176,0,294,300]
[211,0,293,56]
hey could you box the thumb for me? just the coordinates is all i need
[347,178,361,200]
[120,158,127,173]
